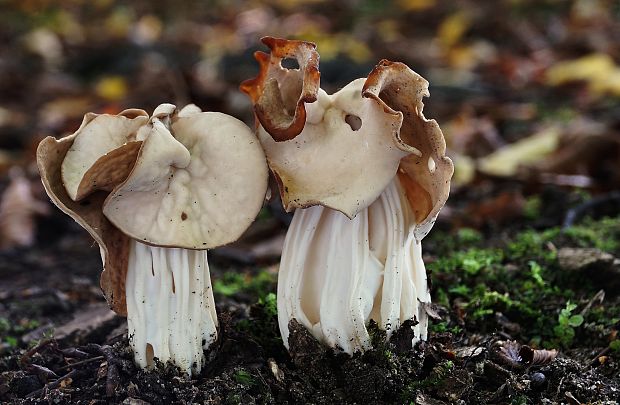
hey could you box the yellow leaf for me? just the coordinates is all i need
[95,76,127,101]
[397,0,436,11]
[344,37,371,64]
[451,153,476,187]
[438,12,471,48]
[591,68,620,95]
[447,45,476,69]
[546,54,615,85]
[545,53,620,96]
[376,20,400,42]
[478,128,560,177]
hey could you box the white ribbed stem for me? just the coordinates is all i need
[278,177,430,354]
[126,240,218,375]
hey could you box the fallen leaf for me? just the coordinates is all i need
[0,167,50,250]
[478,127,560,177]
[545,53,620,96]
[519,345,558,365]
[94,76,128,101]
[438,12,471,49]
[497,340,523,368]
[451,153,475,187]
[59,376,73,388]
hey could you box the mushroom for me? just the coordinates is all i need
[37,104,268,374]
[241,38,453,354]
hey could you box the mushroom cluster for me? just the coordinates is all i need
[241,37,453,354]
[37,104,268,374]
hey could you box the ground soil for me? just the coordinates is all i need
[1,187,619,404]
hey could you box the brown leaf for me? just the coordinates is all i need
[497,340,523,368]
[37,135,130,316]
[0,167,50,250]
[519,345,558,365]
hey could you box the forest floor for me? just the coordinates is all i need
[1,186,619,404]
[1,1,620,403]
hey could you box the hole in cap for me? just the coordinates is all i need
[281,58,300,69]
[345,114,362,131]
[428,156,436,173]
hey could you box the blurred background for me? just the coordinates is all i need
[1,0,619,231]
[0,0,619,358]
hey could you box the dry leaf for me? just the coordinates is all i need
[478,127,560,177]
[94,76,128,101]
[497,341,558,368]
[545,53,620,97]
[498,340,523,367]
[0,167,50,249]
[438,12,471,48]
[519,345,558,365]
[59,376,73,388]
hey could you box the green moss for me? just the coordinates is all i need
[213,269,276,300]
[562,217,620,252]
[523,195,542,220]
[0,317,40,348]
[429,248,504,276]
[507,228,558,261]
[429,215,620,348]
[236,292,282,354]
[258,293,278,317]
[429,321,462,335]
[456,228,483,245]
[234,369,256,386]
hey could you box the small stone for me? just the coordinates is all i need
[530,372,546,387]
[267,358,284,383]
[558,248,614,272]
[558,247,620,288]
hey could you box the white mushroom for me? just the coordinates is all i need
[37,104,269,374]
[242,38,453,354]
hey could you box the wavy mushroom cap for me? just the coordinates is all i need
[363,60,454,239]
[38,104,270,315]
[258,80,419,219]
[103,106,269,249]
[61,109,149,201]
[242,38,452,228]
[240,36,320,142]
[38,134,131,315]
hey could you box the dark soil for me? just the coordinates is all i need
[1,187,619,404]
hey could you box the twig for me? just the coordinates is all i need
[590,347,611,367]
[19,338,54,366]
[562,191,620,229]
[580,289,605,317]
[57,355,105,371]
[26,369,78,398]
[26,364,59,382]
[60,347,90,359]
[85,343,121,397]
